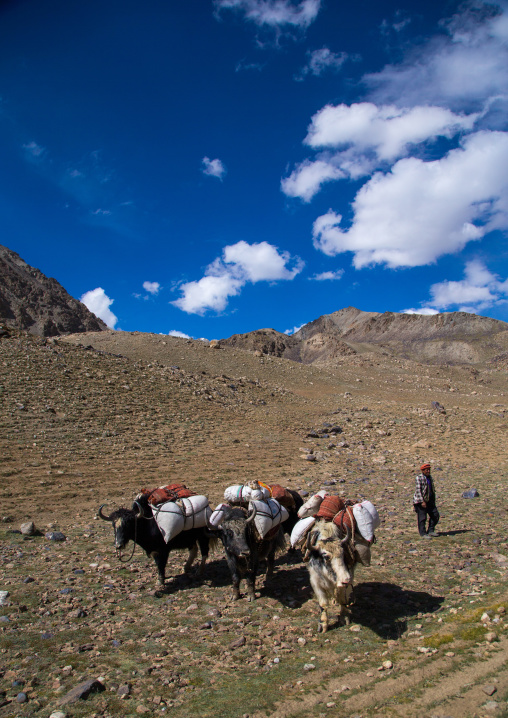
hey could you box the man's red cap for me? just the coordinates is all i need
[420,463,431,470]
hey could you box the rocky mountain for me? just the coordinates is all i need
[219,306,508,366]
[0,244,107,336]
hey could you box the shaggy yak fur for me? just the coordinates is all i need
[306,519,358,633]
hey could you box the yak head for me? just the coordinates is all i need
[308,520,353,588]
[98,501,144,550]
[215,505,257,564]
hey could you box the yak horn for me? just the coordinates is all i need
[133,501,144,518]
[246,503,257,524]
[341,525,351,546]
[98,504,112,522]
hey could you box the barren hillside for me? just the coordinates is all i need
[0,328,507,718]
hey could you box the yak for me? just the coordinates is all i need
[98,493,215,587]
[213,504,285,601]
[304,519,371,633]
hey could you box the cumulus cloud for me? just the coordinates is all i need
[281,160,345,202]
[428,260,508,310]
[172,240,304,315]
[214,0,321,28]
[312,130,508,268]
[284,322,307,334]
[283,2,508,284]
[311,270,344,281]
[295,47,348,80]
[402,307,440,315]
[168,330,191,338]
[304,103,478,160]
[202,156,227,180]
[143,281,160,295]
[80,288,118,328]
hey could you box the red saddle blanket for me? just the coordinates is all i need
[270,484,296,510]
[315,496,356,532]
[141,483,196,506]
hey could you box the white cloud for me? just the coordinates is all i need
[402,307,440,315]
[366,3,508,112]
[304,103,478,160]
[296,47,348,80]
[202,156,227,180]
[284,322,307,334]
[428,260,508,309]
[80,287,118,329]
[214,0,321,28]
[143,281,160,295]
[172,240,304,315]
[311,270,344,281]
[281,160,345,202]
[312,131,508,268]
[168,330,191,338]
[22,141,45,159]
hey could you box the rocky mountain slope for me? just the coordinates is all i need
[219,306,508,366]
[0,326,507,718]
[0,244,107,336]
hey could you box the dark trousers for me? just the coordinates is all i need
[414,502,439,535]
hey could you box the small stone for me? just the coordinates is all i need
[303,663,315,671]
[117,684,131,696]
[462,489,479,499]
[136,705,149,714]
[23,576,35,584]
[49,712,67,718]
[382,661,393,669]
[445,652,455,657]
[58,679,105,705]
[297,638,307,645]
[0,590,9,605]
[481,612,491,622]
[485,632,498,643]
[229,636,246,649]
[16,692,28,703]
[185,603,198,612]
[483,701,499,711]
[20,522,36,536]
[46,531,66,541]
[482,685,497,696]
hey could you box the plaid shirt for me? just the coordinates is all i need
[413,473,435,504]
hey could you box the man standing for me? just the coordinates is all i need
[413,463,439,538]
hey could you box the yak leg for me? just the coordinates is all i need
[195,535,210,576]
[150,551,166,586]
[336,586,351,626]
[265,542,277,581]
[184,543,198,574]
[309,572,330,633]
[245,554,258,602]
[225,553,242,600]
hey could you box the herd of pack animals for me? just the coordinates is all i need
[98,480,379,633]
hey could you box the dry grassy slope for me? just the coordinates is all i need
[1,330,508,718]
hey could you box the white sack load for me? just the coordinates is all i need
[250,499,288,539]
[297,490,329,519]
[352,500,380,543]
[208,503,229,528]
[290,516,316,548]
[224,483,270,504]
[152,495,211,543]
[354,534,372,566]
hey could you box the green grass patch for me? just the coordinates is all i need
[422,633,453,648]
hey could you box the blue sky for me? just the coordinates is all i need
[1,0,507,338]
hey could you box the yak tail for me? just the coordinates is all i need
[274,526,287,556]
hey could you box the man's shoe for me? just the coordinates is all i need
[420,534,432,539]
[428,530,438,537]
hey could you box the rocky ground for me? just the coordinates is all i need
[0,329,507,718]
